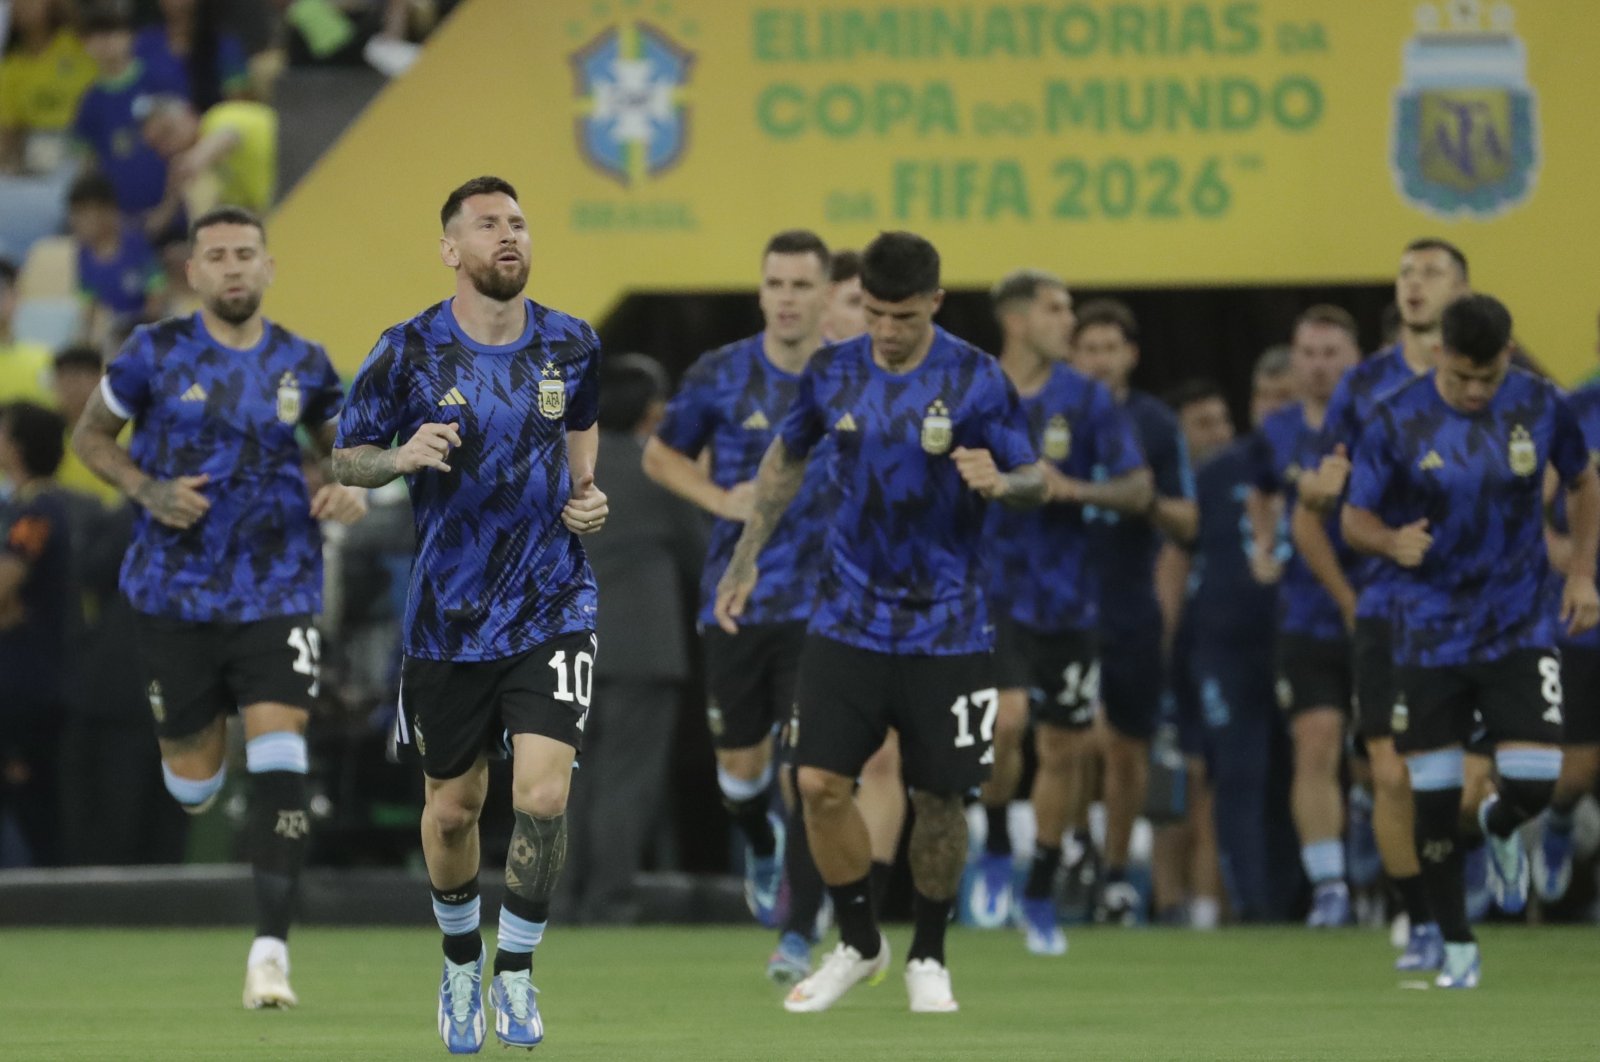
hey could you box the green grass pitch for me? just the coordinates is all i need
[5,924,1597,1060]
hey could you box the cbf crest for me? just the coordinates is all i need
[921,400,953,455]
[1508,424,1536,476]
[539,366,566,420]
[1043,414,1072,462]
[570,18,695,187]
[1392,1,1539,218]
[275,372,301,424]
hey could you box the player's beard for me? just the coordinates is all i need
[208,289,262,325]
[467,256,530,303]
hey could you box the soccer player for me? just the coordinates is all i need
[332,176,608,1052]
[716,231,1042,1014]
[1535,378,1600,902]
[1251,307,1362,925]
[1071,298,1198,924]
[821,248,865,343]
[1342,293,1599,988]
[641,231,833,964]
[977,269,1151,953]
[1295,238,1469,968]
[71,205,368,1007]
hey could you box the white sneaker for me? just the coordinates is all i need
[783,935,889,1013]
[905,958,959,1013]
[243,944,298,1009]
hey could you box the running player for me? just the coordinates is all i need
[717,231,1043,1013]
[71,206,367,1008]
[977,269,1151,953]
[332,176,608,1052]
[1343,292,1599,988]
[1251,306,1362,925]
[1071,298,1198,923]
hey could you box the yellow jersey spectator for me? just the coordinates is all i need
[49,345,120,505]
[0,260,55,406]
[137,94,277,215]
[0,0,98,172]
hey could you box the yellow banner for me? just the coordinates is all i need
[268,0,1599,381]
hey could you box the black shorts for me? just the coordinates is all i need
[702,621,805,750]
[135,613,319,740]
[1276,633,1353,717]
[1393,648,1565,754]
[1352,617,1397,741]
[791,635,995,793]
[1560,646,1600,745]
[995,620,1098,730]
[1100,634,1163,741]
[397,630,597,780]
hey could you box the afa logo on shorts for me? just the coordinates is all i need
[1391,1,1539,218]
[570,15,696,187]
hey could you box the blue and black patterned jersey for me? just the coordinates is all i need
[1189,439,1278,646]
[778,328,1036,655]
[1555,381,1600,650]
[1348,370,1588,668]
[103,314,343,622]
[654,333,832,626]
[987,363,1143,634]
[1317,345,1421,620]
[335,298,600,662]
[1090,389,1193,639]
[1251,404,1352,640]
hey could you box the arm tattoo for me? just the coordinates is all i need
[999,464,1046,509]
[907,791,969,901]
[331,445,401,488]
[724,440,807,581]
[132,479,188,524]
[72,387,146,496]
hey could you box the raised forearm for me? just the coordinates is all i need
[1153,497,1199,545]
[1293,501,1357,614]
[72,391,145,497]
[641,436,731,516]
[568,424,598,484]
[725,439,807,573]
[1339,505,1395,559]
[1566,469,1600,582]
[1065,468,1153,514]
[332,444,402,488]
[998,463,1047,509]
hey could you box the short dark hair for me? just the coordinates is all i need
[860,231,940,302]
[1072,298,1139,345]
[597,354,670,433]
[189,205,265,244]
[53,345,104,376]
[67,172,118,209]
[1294,304,1359,345]
[1404,237,1469,281]
[763,230,830,271]
[1164,378,1225,413]
[441,176,518,230]
[991,269,1066,316]
[1441,293,1512,365]
[829,249,861,284]
[1,402,67,478]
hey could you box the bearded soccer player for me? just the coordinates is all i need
[72,206,367,1008]
[1343,293,1599,988]
[717,231,1043,1013]
[975,269,1150,952]
[333,176,608,1052]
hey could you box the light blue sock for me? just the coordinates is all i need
[1302,839,1346,886]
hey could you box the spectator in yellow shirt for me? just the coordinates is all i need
[49,345,121,505]
[136,93,277,214]
[0,260,55,407]
[0,0,98,173]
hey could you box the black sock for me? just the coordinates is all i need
[1394,873,1431,928]
[907,891,954,965]
[984,804,1012,857]
[870,859,893,908]
[493,891,542,975]
[781,802,826,939]
[248,770,309,941]
[431,878,482,965]
[1486,778,1556,838]
[1413,787,1472,944]
[725,791,776,859]
[1025,844,1062,900]
[1105,864,1128,885]
[827,875,880,959]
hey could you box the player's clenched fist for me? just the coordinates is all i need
[134,473,211,530]
[562,473,608,535]
[952,446,1006,499]
[395,422,461,474]
[1298,445,1351,508]
[1388,517,1432,568]
[1561,576,1600,637]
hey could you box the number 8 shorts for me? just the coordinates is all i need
[398,630,597,780]
[1392,647,1565,754]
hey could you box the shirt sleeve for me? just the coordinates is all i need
[1089,386,1145,477]
[1550,392,1591,486]
[564,324,601,431]
[1345,415,1394,512]
[333,335,402,448]
[980,367,1037,472]
[654,353,721,457]
[101,328,157,421]
[776,357,827,460]
[302,344,345,428]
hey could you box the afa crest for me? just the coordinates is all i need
[1392,1,1539,218]
[539,366,566,420]
[1508,424,1536,476]
[276,372,301,424]
[1043,415,1072,462]
[921,400,953,455]
[570,18,695,186]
